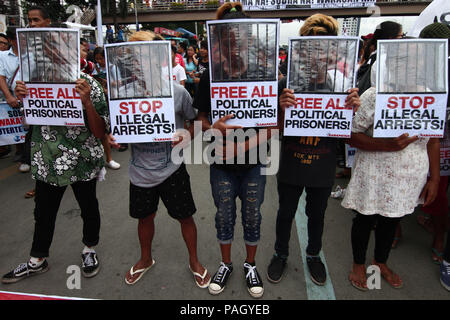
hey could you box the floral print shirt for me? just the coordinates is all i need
[31,73,110,187]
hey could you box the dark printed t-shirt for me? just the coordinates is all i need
[278,77,338,187]
[193,70,268,171]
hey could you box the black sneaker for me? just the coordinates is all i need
[2,260,49,284]
[267,254,287,283]
[306,256,326,286]
[244,262,264,298]
[81,252,100,278]
[208,262,233,295]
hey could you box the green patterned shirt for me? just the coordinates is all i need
[31,73,110,187]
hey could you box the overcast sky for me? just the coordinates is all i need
[279,15,420,45]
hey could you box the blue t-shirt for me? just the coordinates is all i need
[184,59,196,84]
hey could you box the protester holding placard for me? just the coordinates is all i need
[267,14,360,287]
[109,31,211,289]
[1,26,110,283]
[194,2,276,298]
[342,65,441,291]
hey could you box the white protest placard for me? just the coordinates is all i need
[0,102,28,146]
[284,36,359,138]
[374,39,449,138]
[207,19,280,128]
[242,0,375,11]
[105,41,176,143]
[17,28,84,126]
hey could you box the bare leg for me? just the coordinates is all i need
[179,216,211,286]
[125,213,156,283]
[101,134,112,163]
[245,244,257,264]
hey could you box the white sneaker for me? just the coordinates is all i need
[330,185,346,199]
[106,160,121,170]
[18,163,30,173]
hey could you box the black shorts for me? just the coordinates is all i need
[129,164,196,220]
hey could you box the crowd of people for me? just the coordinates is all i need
[0,1,449,299]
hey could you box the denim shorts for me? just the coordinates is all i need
[210,165,266,245]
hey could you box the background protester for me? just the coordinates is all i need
[0,34,9,52]
[171,40,186,69]
[172,45,187,87]
[268,14,360,287]
[120,31,210,289]
[91,46,121,171]
[417,22,450,290]
[194,2,276,298]
[184,45,199,97]
[0,27,21,160]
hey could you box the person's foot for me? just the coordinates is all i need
[189,261,211,288]
[330,185,346,199]
[244,262,264,298]
[208,262,233,295]
[349,263,367,291]
[24,189,35,199]
[432,236,445,264]
[125,259,155,285]
[307,255,327,286]
[267,254,287,283]
[81,251,100,278]
[2,260,49,284]
[372,260,403,289]
[440,260,450,291]
[106,160,121,170]
[18,163,30,173]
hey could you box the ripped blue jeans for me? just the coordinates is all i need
[210,165,266,246]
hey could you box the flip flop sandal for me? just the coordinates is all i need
[24,190,35,199]
[124,259,155,285]
[432,248,444,265]
[348,274,368,292]
[380,270,403,289]
[189,266,211,289]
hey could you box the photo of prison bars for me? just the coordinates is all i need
[208,21,278,83]
[377,40,448,94]
[287,37,358,94]
[105,42,172,100]
[17,29,79,84]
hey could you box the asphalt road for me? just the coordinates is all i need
[0,143,449,301]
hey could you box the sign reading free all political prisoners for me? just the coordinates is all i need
[284,37,359,137]
[17,28,84,126]
[105,41,176,143]
[374,39,449,138]
[207,19,280,128]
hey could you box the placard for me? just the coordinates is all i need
[17,28,84,126]
[0,102,27,146]
[104,41,176,143]
[284,36,359,137]
[207,19,280,127]
[374,39,449,138]
[242,0,376,11]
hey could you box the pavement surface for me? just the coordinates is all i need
[0,143,449,301]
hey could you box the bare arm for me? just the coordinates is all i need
[0,76,19,108]
[75,79,106,139]
[420,138,440,206]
